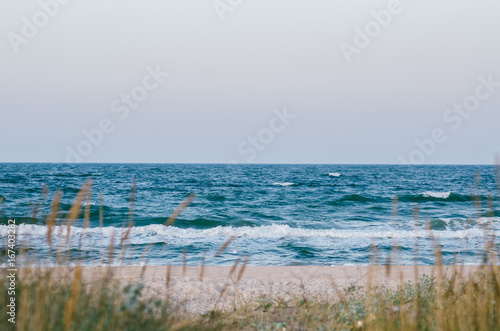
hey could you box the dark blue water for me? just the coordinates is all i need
[0,163,498,266]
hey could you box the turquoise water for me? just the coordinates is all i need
[0,163,498,266]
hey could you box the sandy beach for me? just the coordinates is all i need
[59,265,479,313]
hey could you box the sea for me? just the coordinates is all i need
[0,163,499,267]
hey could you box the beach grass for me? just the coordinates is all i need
[2,265,500,330]
[1,180,500,330]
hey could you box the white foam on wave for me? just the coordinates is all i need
[328,172,341,177]
[0,223,497,241]
[273,182,295,187]
[422,191,451,199]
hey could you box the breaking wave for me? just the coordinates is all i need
[1,223,497,241]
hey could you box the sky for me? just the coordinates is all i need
[1,0,499,164]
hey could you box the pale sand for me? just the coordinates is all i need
[69,265,479,314]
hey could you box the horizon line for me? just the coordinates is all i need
[0,162,496,166]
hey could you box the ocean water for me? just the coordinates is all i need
[0,163,499,267]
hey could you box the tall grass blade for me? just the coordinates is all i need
[165,193,196,226]
[214,236,237,258]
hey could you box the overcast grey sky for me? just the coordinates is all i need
[1,0,499,164]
